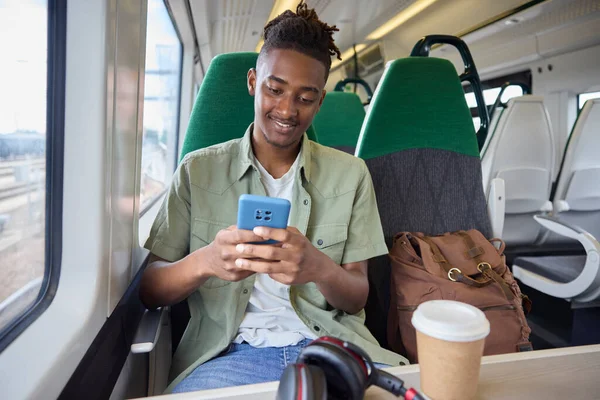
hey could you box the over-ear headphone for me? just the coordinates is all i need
[276,337,427,400]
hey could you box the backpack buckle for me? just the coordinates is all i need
[448,267,462,282]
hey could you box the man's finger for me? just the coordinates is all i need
[221,228,267,244]
[252,226,293,243]
[234,258,284,274]
[235,243,288,261]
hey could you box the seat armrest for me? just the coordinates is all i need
[533,215,596,249]
[512,215,600,301]
[131,307,167,354]
[487,177,505,239]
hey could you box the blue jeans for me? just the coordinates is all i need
[172,339,390,393]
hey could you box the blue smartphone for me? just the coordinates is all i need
[237,194,291,244]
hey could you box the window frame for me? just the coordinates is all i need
[577,91,600,110]
[0,0,66,353]
[138,0,184,217]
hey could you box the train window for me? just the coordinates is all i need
[0,0,64,349]
[465,85,524,131]
[578,91,600,109]
[464,85,524,109]
[464,70,531,131]
[139,0,182,214]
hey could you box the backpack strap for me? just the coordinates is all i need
[489,238,506,254]
[456,231,485,262]
[456,231,516,301]
[421,236,491,288]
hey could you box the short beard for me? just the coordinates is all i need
[262,129,299,149]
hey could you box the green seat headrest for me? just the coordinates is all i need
[312,92,365,148]
[355,57,479,160]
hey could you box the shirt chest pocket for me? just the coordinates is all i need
[307,223,348,265]
[191,219,233,289]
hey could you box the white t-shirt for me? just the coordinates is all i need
[234,154,317,347]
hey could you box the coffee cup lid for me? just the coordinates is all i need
[411,300,490,342]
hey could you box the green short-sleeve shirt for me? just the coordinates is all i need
[145,124,409,392]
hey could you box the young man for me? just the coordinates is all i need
[140,1,408,393]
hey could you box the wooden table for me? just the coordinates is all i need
[148,344,600,399]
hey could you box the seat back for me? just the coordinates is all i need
[312,91,365,153]
[481,96,555,246]
[356,56,491,347]
[180,52,317,159]
[551,98,600,238]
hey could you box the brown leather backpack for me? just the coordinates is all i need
[387,229,533,363]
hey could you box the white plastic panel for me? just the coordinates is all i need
[487,177,505,239]
[106,0,148,315]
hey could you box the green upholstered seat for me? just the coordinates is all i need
[356,57,491,350]
[180,52,317,160]
[356,57,479,160]
[312,91,365,153]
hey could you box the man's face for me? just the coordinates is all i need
[248,48,327,149]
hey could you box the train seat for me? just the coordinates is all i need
[512,99,600,304]
[311,91,365,153]
[548,98,600,238]
[355,49,492,348]
[480,96,555,246]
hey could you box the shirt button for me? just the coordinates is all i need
[317,239,323,245]
[243,289,249,294]
[399,361,406,366]
[313,325,320,332]
[303,199,309,205]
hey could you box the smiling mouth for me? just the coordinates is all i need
[269,116,297,133]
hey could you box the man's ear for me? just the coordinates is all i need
[247,68,257,96]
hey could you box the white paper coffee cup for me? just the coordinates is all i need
[412,300,490,342]
[412,300,490,400]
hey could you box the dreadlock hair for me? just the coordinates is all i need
[259,0,341,80]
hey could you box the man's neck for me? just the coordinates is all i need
[251,129,301,179]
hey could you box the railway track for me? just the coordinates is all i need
[0,159,45,203]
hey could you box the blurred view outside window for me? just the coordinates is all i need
[140,0,182,214]
[0,0,48,331]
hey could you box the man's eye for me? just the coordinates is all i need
[299,97,315,104]
[268,87,282,95]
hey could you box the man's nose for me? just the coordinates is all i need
[276,95,298,119]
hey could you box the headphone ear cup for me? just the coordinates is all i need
[277,364,298,400]
[276,364,327,400]
[305,364,327,400]
[297,342,367,400]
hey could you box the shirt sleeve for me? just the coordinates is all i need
[143,156,192,262]
[341,160,388,264]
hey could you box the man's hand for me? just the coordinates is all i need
[233,226,334,285]
[203,225,269,282]
[140,225,268,309]
[233,226,369,314]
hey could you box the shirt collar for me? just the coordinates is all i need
[237,123,312,182]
